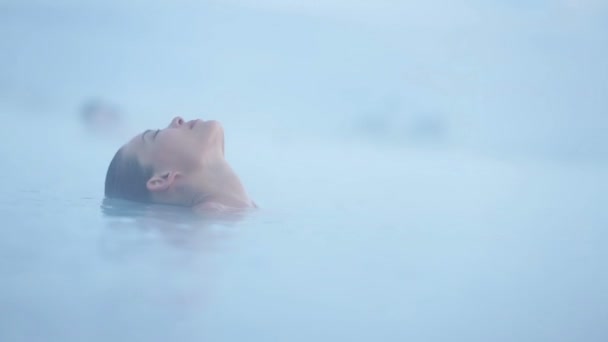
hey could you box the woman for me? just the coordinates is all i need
[105,116,255,213]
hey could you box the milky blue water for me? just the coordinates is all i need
[1,1,607,341]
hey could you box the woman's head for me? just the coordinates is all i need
[104,147,153,202]
[105,116,249,208]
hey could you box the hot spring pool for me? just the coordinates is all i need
[1,119,607,342]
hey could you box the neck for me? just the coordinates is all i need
[189,160,254,211]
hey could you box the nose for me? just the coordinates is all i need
[169,116,185,128]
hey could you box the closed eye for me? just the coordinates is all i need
[153,129,160,139]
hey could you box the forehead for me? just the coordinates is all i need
[122,131,150,163]
[124,131,146,150]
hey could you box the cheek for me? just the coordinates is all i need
[156,132,183,152]
[155,134,199,168]
[151,135,180,164]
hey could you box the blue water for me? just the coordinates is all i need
[1,1,608,341]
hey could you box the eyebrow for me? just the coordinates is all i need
[141,130,152,142]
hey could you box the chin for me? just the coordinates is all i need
[204,120,223,131]
[197,120,225,155]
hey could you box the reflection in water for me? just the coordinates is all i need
[93,199,255,340]
[99,198,244,252]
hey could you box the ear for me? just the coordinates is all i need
[146,171,180,193]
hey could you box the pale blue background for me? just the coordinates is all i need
[1,1,607,341]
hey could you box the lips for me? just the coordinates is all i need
[188,119,198,129]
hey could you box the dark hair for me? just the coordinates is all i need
[104,148,154,203]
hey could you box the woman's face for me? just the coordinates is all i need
[123,116,225,173]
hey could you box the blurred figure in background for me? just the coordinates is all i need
[80,98,125,137]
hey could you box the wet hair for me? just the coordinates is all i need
[104,148,153,203]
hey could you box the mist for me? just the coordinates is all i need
[1,1,607,341]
